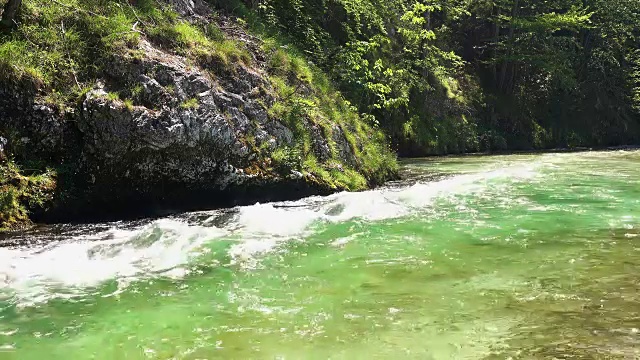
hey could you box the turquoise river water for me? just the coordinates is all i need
[1,150,640,359]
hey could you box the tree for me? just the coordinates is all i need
[1,0,22,29]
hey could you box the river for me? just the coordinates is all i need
[1,150,639,359]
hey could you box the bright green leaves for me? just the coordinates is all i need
[629,49,640,112]
[262,38,397,188]
[397,27,436,44]
[400,2,441,25]
[510,5,592,33]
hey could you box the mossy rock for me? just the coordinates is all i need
[0,160,56,231]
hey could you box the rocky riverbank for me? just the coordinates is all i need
[0,0,397,229]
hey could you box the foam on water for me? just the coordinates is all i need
[233,203,322,236]
[0,219,227,306]
[0,160,544,306]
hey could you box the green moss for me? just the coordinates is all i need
[180,98,199,109]
[267,48,290,76]
[331,168,368,191]
[147,20,251,70]
[206,23,226,42]
[218,40,252,65]
[289,56,313,84]
[262,36,397,190]
[123,98,135,111]
[0,160,56,231]
[130,84,144,99]
[271,146,302,173]
[149,20,216,52]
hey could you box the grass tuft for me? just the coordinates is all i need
[180,98,199,109]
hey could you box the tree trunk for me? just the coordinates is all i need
[1,0,22,29]
[498,0,519,94]
[421,9,431,78]
[491,4,501,84]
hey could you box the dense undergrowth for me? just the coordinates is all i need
[207,0,640,155]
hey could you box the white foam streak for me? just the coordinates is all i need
[331,163,539,219]
[0,219,226,305]
[235,203,321,236]
[227,162,540,260]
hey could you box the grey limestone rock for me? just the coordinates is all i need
[0,4,379,221]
